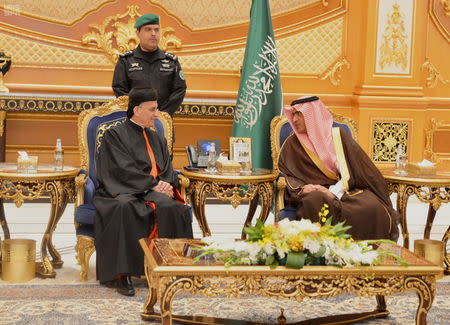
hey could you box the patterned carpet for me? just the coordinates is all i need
[0,279,449,325]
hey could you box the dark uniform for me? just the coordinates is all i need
[112,45,186,117]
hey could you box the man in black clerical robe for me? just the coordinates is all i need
[94,86,193,296]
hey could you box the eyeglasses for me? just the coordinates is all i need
[139,105,159,113]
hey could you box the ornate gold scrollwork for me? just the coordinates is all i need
[424,118,450,165]
[421,59,449,88]
[378,4,409,71]
[0,111,6,137]
[319,57,350,86]
[441,0,450,17]
[212,183,257,208]
[81,5,182,64]
[0,181,45,207]
[322,0,329,7]
[372,121,409,162]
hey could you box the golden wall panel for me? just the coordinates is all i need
[370,119,412,164]
[149,0,320,30]
[0,33,111,68]
[375,0,414,75]
[1,0,113,25]
[180,17,343,75]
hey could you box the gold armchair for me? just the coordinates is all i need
[74,96,188,281]
[270,111,358,222]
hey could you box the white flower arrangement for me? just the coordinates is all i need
[195,204,406,269]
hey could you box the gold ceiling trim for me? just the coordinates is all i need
[0,24,103,52]
[421,59,449,88]
[429,0,450,42]
[441,0,450,16]
[0,1,115,26]
[81,5,181,64]
[146,0,328,31]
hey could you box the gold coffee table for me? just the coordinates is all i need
[0,163,79,277]
[181,168,278,238]
[381,167,450,272]
[139,238,443,325]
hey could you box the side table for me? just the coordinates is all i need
[381,167,450,273]
[181,168,278,238]
[0,163,79,277]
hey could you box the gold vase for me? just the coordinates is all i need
[1,239,36,283]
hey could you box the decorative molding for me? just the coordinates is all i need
[441,0,450,17]
[429,0,450,42]
[0,1,115,26]
[378,4,409,71]
[0,94,235,117]
[0,111,5,137]
[424,118,450,164]
[422,59,449,88]
[319,57,350,86]
[371,119,412,164]
[81,5,182,64]
[322,0,329,6]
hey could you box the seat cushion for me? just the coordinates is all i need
[76,223,94,238]
[279,206,297,221]
[74,203,96,225]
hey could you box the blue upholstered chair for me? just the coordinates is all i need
[270,112,358,222]
[74,96,188,281]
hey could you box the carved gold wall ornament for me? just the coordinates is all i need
[319,57,350,86]
[441,0,450,16]
[0,51,11,93]
[424,118,450,165]
[421,59,449,88]
[81,5,182,64]
[378,4,409,71]
[372,121,410,163]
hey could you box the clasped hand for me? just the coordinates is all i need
[302,184,335,199]
[152,180,174,198]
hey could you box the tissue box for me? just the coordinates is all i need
[216,160,241,174]
[406,162,436,176]
[17,156,38,173]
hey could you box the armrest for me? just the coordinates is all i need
[177,174,190,203]
[275,175,287,223]
[75,173,87,209]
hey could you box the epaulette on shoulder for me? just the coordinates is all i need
[119,50,134,57]
[165,52,177,61]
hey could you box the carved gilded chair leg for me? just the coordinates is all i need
[75,235,96,282]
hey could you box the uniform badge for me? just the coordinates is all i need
[179,70,185,80]
[129,62,143,71]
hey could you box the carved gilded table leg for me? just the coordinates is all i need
[141,261,158,320]
[404,276,436,325]
[395,183,415,249]
[443,226,450,274]
[0,198,10,239]
[190,180,211,237]
[37,179,72,277]
[423,202,437,240]
[242,192,259,239]
[160,277,193,325]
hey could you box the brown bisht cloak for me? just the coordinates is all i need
[278,127,399,241]
[94,119,193,283]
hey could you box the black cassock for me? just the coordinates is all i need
[94,119,193,282]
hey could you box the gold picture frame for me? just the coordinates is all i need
[229,137,252,171]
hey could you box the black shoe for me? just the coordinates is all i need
[100,279,117,288]
[117,275,135,296]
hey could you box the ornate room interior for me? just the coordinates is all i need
[0,0,448,170]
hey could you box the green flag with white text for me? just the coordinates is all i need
[232,0,283,169]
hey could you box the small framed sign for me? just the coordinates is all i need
[229,137,251,170]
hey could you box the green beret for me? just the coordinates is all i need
[134,13,160,29]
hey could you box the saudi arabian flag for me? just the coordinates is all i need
[232,0,283,170]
